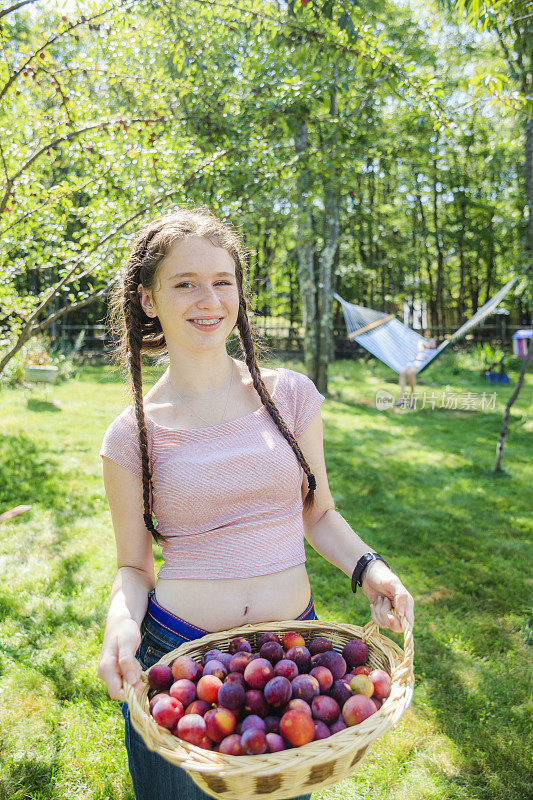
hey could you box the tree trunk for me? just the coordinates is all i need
[484,211,495,304]
[456,167,466,325]
[432,153,444,334]
[525,69,533,334]
[526,69,533,262]
[295,117,318,379]
[316,81,340,394]
[414,171,435,330]
[495,336,533,471]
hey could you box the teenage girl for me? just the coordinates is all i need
[96,206,415,800]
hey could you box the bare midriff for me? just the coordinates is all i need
[146,360,311,632]
[154,563,312,633]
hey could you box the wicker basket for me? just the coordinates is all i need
[124,614,414,800]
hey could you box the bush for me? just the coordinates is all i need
[0,333,78,387]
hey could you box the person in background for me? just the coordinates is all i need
[397,336,438,408]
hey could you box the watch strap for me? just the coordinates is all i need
[351,552,389,593]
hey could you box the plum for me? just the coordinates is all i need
[228,637,252,654]
[264,714,280,733]
[147,663,173,691]
[152,695,183,730]
[260,641,285,664]
[196,674,222,704]
[349,675,374,697]
[329,716,348,734]
[229,652,254,674]
[204,707,236,743]
[285,645,311,673]
[225,671,246,688]
[309,637,333,655]
[342,694,376,726]
[314,720,331,740]
[241,714,267,733]
[342,639,369,669]
[176,713,207,745]
[185,699,210,716]
[330,678,353,708]
[169,679,196,707]
[197,734,213,750]
[202,648,223,666]
[215,652,234,671]
[149,691,169,713]
[309,666,333,693]
[244,689,269,717]
[279,709,315,746]
[244,658,275,689]
[171,655,198,682]
[284,698,312,717]
[203,659,228,680]
[219,733,243,755]
[314,650,346,680]
[241,726,267,754]
[274,659,298,680]
[282,631,305,649]
[218,680,245,711]
[264,676,292,708]
[351,665,371,676]
[266,732,286,752]
[368,669,391,700]
[257,632,281,648]
[291,674,320,703]
[311,694,340,724]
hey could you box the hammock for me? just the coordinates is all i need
[322,276,519,375]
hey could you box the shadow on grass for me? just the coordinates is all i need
[0,753,59,800]
[26,397,62,414]
[0,751,130,800]
[0,551,105,702]
[0,433,60,508]
[0,432,98,516]
[417,617,532,800]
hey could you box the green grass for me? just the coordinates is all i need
[0,354,531,800]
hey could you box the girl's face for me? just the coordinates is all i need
[138,236,240,351]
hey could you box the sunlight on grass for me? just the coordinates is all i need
[0,357,531,799]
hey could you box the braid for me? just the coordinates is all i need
[123,236,170,547]
[108,205,318,550]
[235,282,317,514]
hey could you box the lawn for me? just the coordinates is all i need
[0,352,531,800]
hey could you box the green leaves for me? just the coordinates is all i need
[322,0,335,20]
[338,12,358,41]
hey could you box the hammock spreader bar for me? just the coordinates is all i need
[322,276,519,375]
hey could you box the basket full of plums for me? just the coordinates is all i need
[123,615,414,800]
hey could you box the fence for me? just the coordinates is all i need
[53,317,526,362]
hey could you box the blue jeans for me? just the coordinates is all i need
[121,589,318,800]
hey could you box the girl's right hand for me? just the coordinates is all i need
[97,618,146,702]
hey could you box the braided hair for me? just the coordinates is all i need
[107,203,317,546]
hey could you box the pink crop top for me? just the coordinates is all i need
[99,367,326,579]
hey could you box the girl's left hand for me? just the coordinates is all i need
[360,560,415,633]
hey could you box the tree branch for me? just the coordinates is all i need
[494,22,521,83]
[30,278,118,335]
[0,0,140,100]
[0,115,171,214]
[0,0,39,20]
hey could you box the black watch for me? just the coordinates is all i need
[351,552,389,593]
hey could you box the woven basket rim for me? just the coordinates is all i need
[125,615,414,776]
